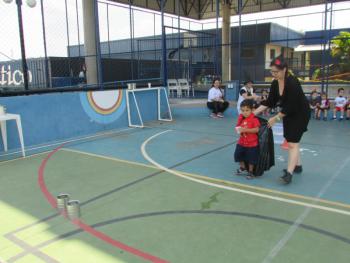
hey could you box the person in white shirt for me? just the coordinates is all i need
[237,80,258,114]
[207,78,229,118]
[332,88,347,120]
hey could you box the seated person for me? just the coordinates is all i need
[332,88,347,120]
[259,89,270,116]
[237,80,258,114]
[207,78,229,118]
[317,92,330,120]
[309,90,321,119]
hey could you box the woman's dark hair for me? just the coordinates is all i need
[212,78,221,86]
[270,56,289,79]
[240,99,254,109]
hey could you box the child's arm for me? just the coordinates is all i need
[239,127,259,134]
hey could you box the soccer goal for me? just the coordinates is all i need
[126,87,173,128]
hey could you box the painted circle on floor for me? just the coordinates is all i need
[80,89,126,124]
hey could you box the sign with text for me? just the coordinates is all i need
[0,65,32,86]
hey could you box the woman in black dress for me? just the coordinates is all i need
[254,57,310,184]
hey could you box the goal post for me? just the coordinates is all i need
[126,87,173,128]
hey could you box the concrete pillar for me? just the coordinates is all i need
[221,2,231,82]
[82,0,98,85]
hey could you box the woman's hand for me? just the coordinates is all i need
[268,116,278,128]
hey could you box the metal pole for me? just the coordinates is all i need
[64,0,71,57]
[75,0,81,57]
[161,0,167,86]
[40,0,50,88]
[238,0,242,86]
[325,2,333,96]
[178,0,181,80]
[321,0,328,93]
[215,0,219,76]
[106,3,111,57]
[93,0,103,88]
[16,0,29,90]
[129,1,134,80]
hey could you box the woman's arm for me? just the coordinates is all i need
[253,105,268,115]
[254,81,277,116]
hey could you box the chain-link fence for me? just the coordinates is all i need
[0,0,349,96]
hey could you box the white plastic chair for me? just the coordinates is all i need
[177,78,190,97]
[167,79,180,98]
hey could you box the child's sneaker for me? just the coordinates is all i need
[340,116,344,121]
[346,117,350,120]
[246,173,255,180]
[236,167,247,176]
[323,117,327,121]
[217,113,224,118]
[210,113,218,118]
[332,116,337,120]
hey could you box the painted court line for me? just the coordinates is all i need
[0,127,133,158]
[5,234,59,263]
[261,155,350,263]
[27,210,350,253]
[62,148,155,170]
[0,151,49,165]
[141,130,350,217]
[62,145,350,211]
[38,144,169,263]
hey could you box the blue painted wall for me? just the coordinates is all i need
[0,88,161,154]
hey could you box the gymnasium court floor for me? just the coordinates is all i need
[1,103,350,263]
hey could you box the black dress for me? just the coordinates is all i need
[261,75,310,143]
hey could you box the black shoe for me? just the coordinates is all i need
[280,171,293,184]
[323,117,327,121]
[294,165,303,174]
[246,173,255,180]
[283,165,302,174]
[236,167,248,176]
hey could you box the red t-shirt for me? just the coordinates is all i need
[236,113,260,147]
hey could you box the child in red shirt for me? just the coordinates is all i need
[234,99,260,179]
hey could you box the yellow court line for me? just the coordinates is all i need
[61,148,157,170]
[180,171,350,210]
[60,148,350,211]
[0,151,49,165]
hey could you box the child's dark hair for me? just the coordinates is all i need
[338,88,344,93]
[212,78,221,86]
[321,92,327,97]
[240,99,254,109]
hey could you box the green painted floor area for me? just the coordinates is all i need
[1,149,350,263]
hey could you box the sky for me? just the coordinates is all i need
[0,0,349,61]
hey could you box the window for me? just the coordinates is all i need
[270,49,276,60]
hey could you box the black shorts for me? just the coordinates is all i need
[234,144,259,165]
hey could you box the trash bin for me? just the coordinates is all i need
[67,200,81,220]
[224,80,239,101]
[56,193,70,212]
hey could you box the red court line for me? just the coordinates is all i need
[38,145,169,263]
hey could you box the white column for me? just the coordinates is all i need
[82,0,98,85]
[221,2,231,82]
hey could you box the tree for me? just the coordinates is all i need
[331,31,350,63]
